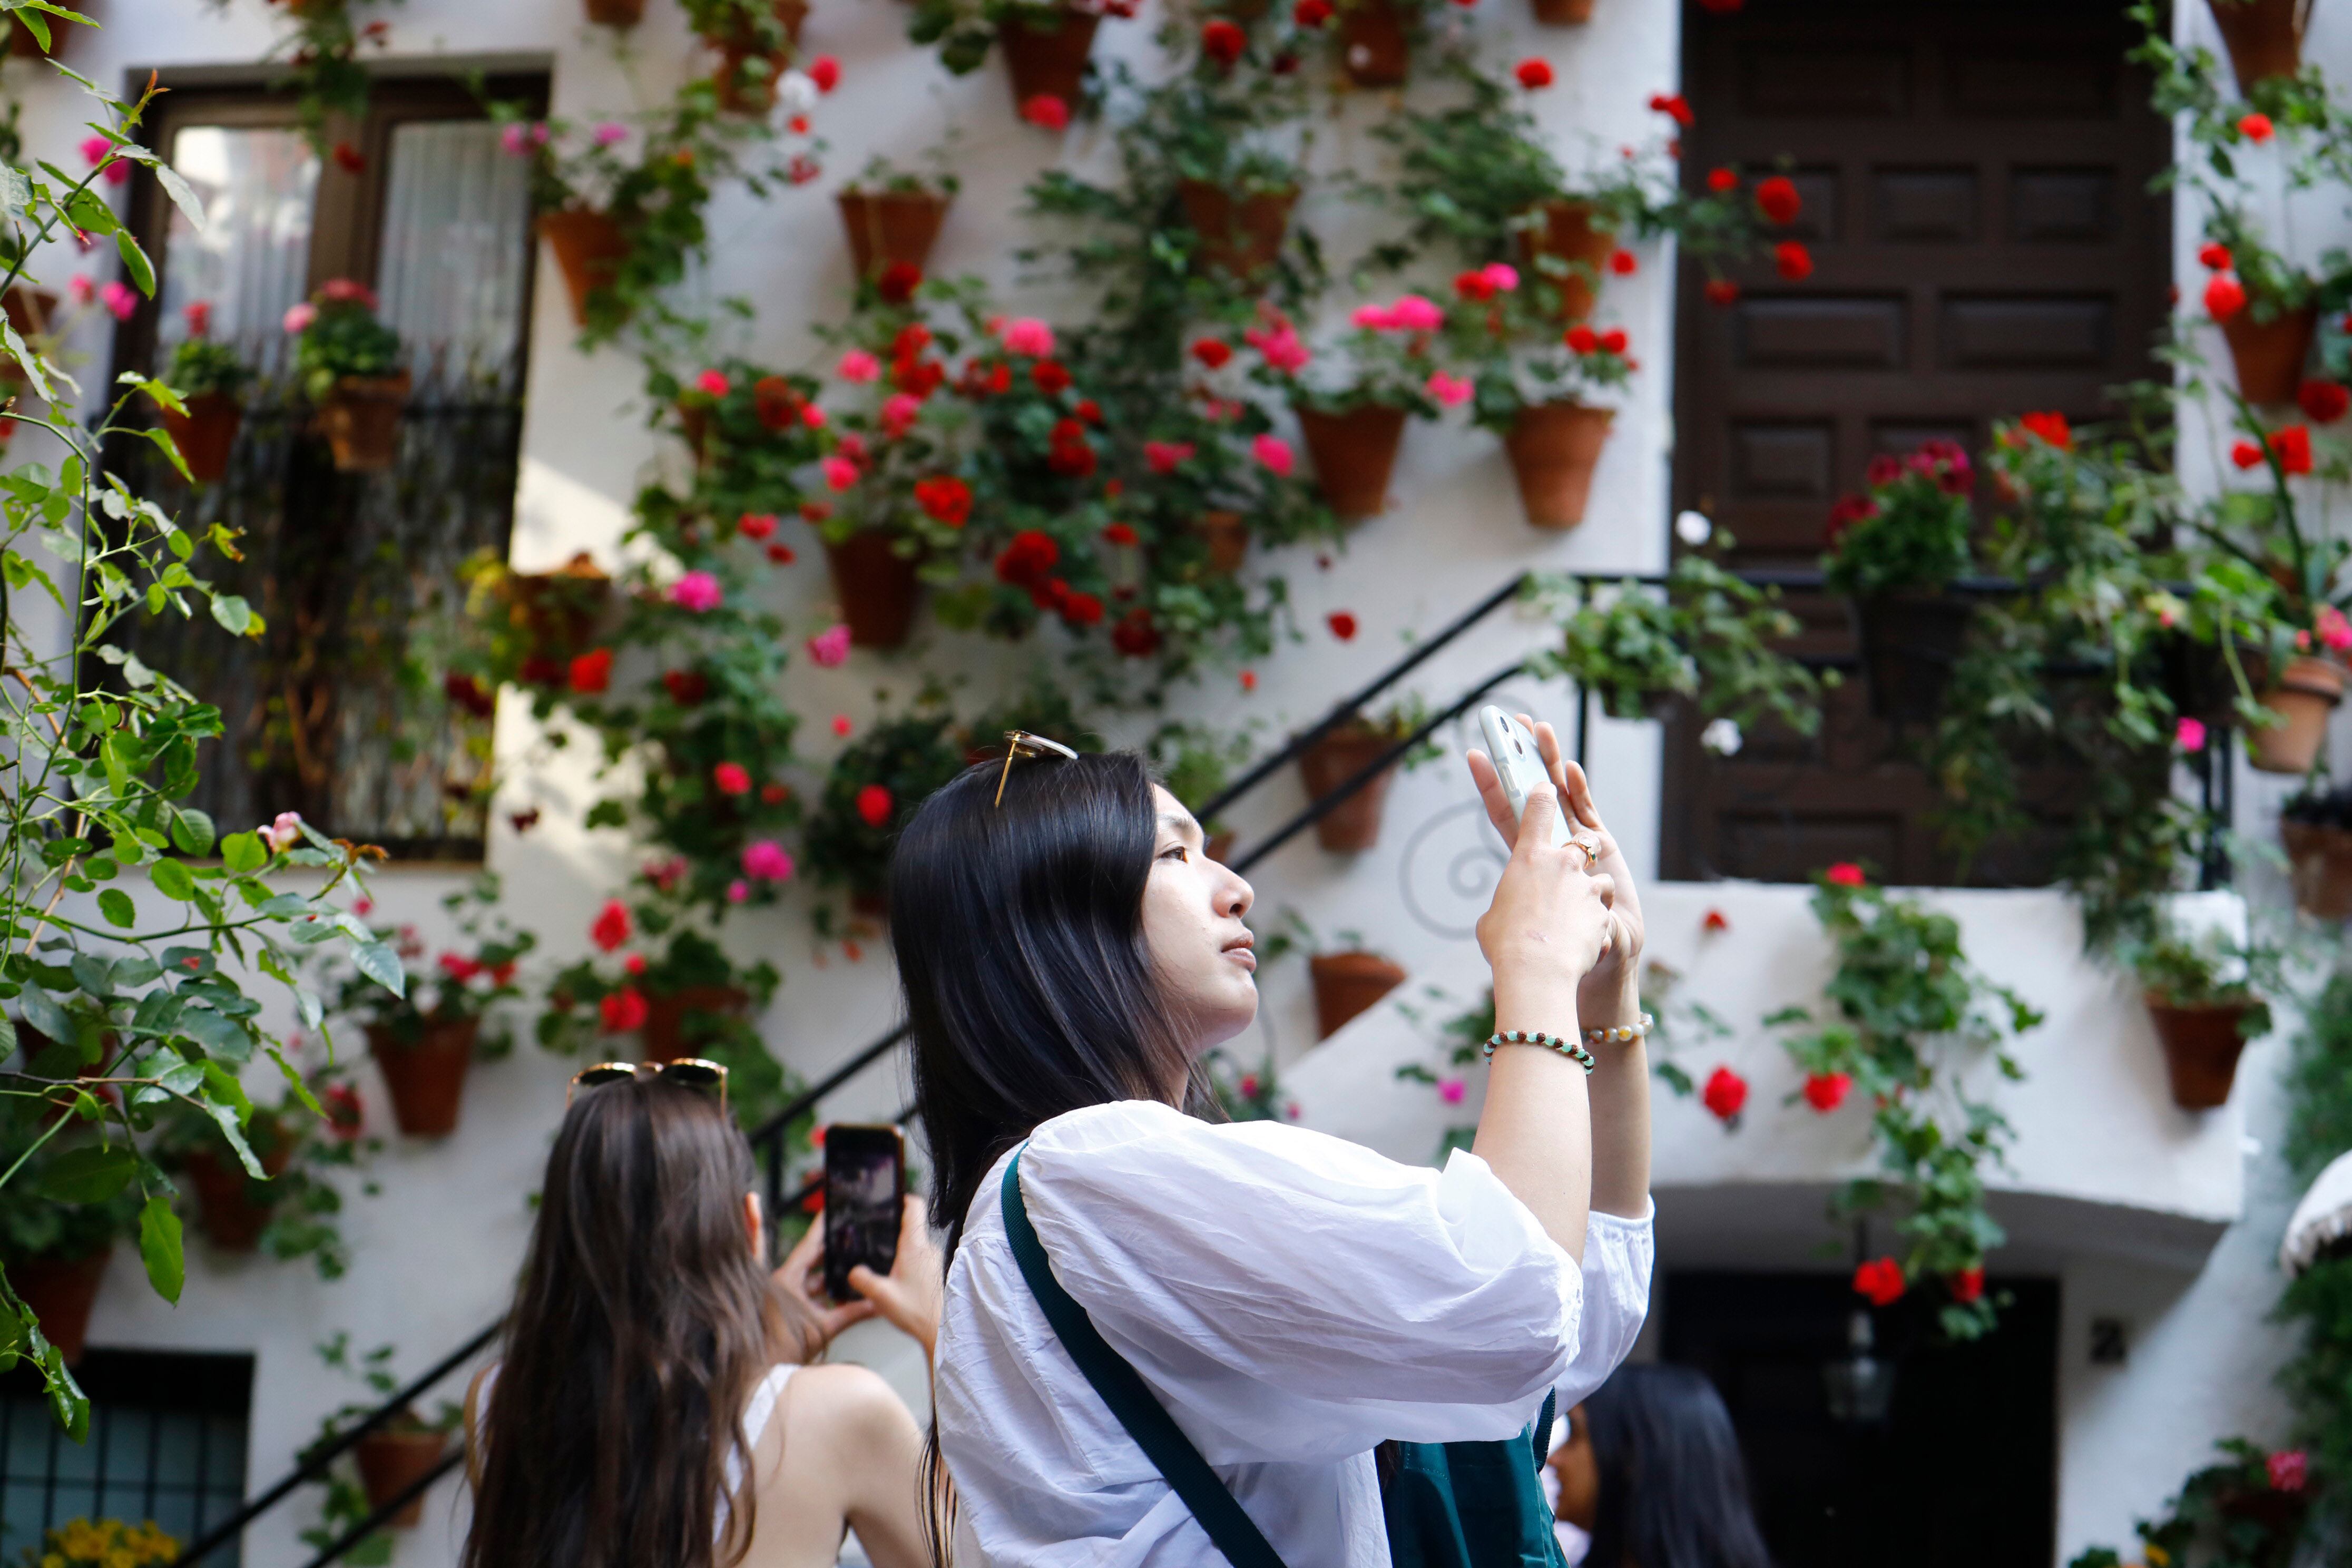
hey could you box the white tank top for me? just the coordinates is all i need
[474,1361,799,1544]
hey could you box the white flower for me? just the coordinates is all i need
[775,70,818,115]
[1700,718,1742,756]
[1674,509,1713,547]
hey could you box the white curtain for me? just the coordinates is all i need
[155,125,317,377]
[377,119,532,390]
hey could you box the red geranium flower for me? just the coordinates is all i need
[1599,328,1628,354]
[876,262,923,304]
[1514,57,1553,89]
[1327,610,1358,640]
[767,543,796,565]
[995,530,1061,588]
[2269,1450,2309,1492]
[809,54,840,92]
[1852,1257,1906,1307]
[1202,17,1246,65]
[1191,337,1233,369]
[664,669,708,706]
[1948,1267,1985,1304]
[1702,908,1730,932]
[1706,166,1738,193]
[1074,397,1102,424]
[1566,325,1600,355]
[590,899,631,953]
[2232,438,2265,469]
[1609,250,1636,276]
[1021,94,1071,131]
[1773,240,1814,281]
[713,761,752,796]
[1802,1072,1852,1112]
[2239,111,2274,142]
[1103,522,1139,545]
[2299,380,2350,424]
[1702,1066,1748,1124]
[2204,272,2248,320]
[1062,590,1105,626]
[2015,410,2073,450]
[2271,424,2314,474]
[601,986,650,1033]
[1703,278,1739,306]
[567,647,613,694]
[739,511,778,540]
[1032,359,1073,394]
[1823,861,1867,887]
[856,783,894,828]
[1824,493,1878,543]
[2198,240,2233,271]
[1754,175,1801,225]
[1648,92,1694,128]
[914,474,973,526]
[1293,0,1332,24]
[1112,606,1161,657]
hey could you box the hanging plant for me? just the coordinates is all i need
[2126,919,2278,1111]
[249,0,397,156]
[1821,438,1979,724]
[906,0,1135,117]
[287,278,409,471]
[800,697,968,922]
[838,149,962,278]
[1765,866,2043,1340]
[158,331,253,485]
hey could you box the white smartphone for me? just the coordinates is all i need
[1477,705,1573,848]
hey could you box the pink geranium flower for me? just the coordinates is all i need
[822,455,860,491]
[880,391,923,438]
[1144,440,1196,474]
[100,281,136,321]
[1388,293,1443,331]
[998,317,1055,357]
[1480,262,1519,292]
[2176,717,2207,752]
[1252,433,1293,475]
[1243,321,1309,374]
[1437,1077,1466,1104]
[741,840,796,881]
[837,348,880,383]
[67,275,94,306]
[282,302,316,334]
[695,369,730,398]
[805,624,852,667]
[592,121,628,146]
[1426,371,1472,407]
[669,571,723,612]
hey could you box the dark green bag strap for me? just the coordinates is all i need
[1001,1150,1291,1568]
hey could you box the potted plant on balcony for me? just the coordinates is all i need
[2281,781,2352,920]
[328,877,534,1139]
[1824,439,1978,724]
[1437,269,1632,528]
[1275,295,1445,522]
[2195,218,2319,405]
[802,697,971,922]
[0,1101,135,1366]
[289,278,407,472]
[507,113,638,329]
[2131,921,2276,1110]
[155,1074,372,1276]
[1294,696,1437,852]
[908,0,1127,121]
[300,1336,464,1553]
[1159,31,1311,291]
[2204,0,2309,97]
[685,0,810,112]
[1330,0,1425,87]
[1309,930,1407,1037]
[838,150,961,278]
[158,331,252,484]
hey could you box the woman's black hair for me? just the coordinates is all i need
[1584,1364,1774,1568]
[889,747,1210,1556]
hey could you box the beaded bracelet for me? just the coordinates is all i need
[1584,1012,1654,1047]
[1482,1030,1597,1073]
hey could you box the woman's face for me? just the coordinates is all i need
[1549,1403,1599,1528]
[1140,785,1259,1054]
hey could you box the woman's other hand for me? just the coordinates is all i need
[848,1197,944,1361]
[776,1212,880,1353]
[1467,743,1616,1025]
[1525,717,1644,1020]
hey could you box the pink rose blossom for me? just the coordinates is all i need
[1243,322,1309,374]
[801,403,828,428]
[262,811,305,852]
[1252,433,1293,476]
[77,134,111,167]
[998,317,1055,357]
[1350,303,1395,330]
[1388,293,1443,331]
[806,623,852,667]
[2319,605,2352,652]
[499,123,531,155]
[67,275,94,306]
[821,455,860,491]
[100,281,135,321]
[282,302,317,334]
[695,369,730,398]
[1144,440,1196,473]
[2176,717,2207,752]
[741,840,796,881]
[837,348,880,383]
[1437,1077,1466,1104]
[1480,262,1520,292]
[727,878,750,903]
[1426,371,1472,407]
[880,391,923,437]
[592,121,628,145]
[2269,1449,2308,1492]
[668,571,723,612]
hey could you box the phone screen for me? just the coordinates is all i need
[821,1124,905,1305]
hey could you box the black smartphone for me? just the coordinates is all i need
[821,1123,906,1305]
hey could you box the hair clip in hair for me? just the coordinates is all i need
[996,730,1078,807]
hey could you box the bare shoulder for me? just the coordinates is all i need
[779,1362,912,1445]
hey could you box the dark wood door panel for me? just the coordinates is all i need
[1665,0,2170,886]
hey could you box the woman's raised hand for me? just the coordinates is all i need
[775,1214,881,1351]
[848,1197,944,1361]
[1466,735,1619,1023]
[1527,719,1643,1016]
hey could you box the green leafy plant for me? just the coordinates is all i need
[298,1334,461,1566]
[163,337,251,401]
[2127,919,2278,1029]
[1765,867,2042,1339]
[320,876,535,1052]
[907,0,1131,81]
[0,72,401,1437]
[2067,1438,2310,1568]
[288,279,401,401]
[1822,439,1976,600]
[800,697,967,917]
[246,0,397,156]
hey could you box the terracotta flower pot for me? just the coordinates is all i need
[998,6,1101,115]
[319,370,411,472]
[1518,200,1615,324]
[2207,0,2307,96]
[1503,402,1612,530]
[1530,0,1593,21]
[2250,655,2343,775]
[1296,403,1408,522]
[1175,180,1298,284]
[825,532,922,649]
[1310,951,1407,1039]
[366,1017,479,1139]
[707,0,808,112]
[160,391,244,485]
[837,189,953,277]
[354,1422,450,1528]
[538,210,630,327]
[2219,303,2317,405]
[9,1247,109,1365]
[1850,592,1975,725]
[1337,0,1409,86]
[2144,995,2260,1110]
[1194,510,1248,575]
[584,0,643,23]
[1297,722,1400,852]
[182,1140,293,1252]
[639,985,750,1063]
[2283,819,2352,920]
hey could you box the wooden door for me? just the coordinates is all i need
[1663,0,2171,885]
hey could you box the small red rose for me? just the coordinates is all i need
[1514,57,1553,90]
[1823,861,1866,887]
[1852,1257,1906,1307]
[1702,1066,1748,1124]
[1327,611,1358,641]
[1802,1072,1852,1112]
[1754,174,1802,226]
[1773,240,1814,281]
[856,783,894,828]
[2299,380,2350,424]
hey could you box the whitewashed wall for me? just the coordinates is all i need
[14,0,2352,1563]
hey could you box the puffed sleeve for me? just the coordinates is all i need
[1017,1100,1621,1464]
[1557,1204,1653,1408]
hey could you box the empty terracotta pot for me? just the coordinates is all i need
[160,391,244,485]
[2283,819,2352,920]
[1310,951,1407,1038]
[639,985,750,1063]
[1297,722,1400,852]
[825,532,923,649]
[355,1422,450,1528]
[538,210,629,326]
[584,0,643,24]
[9,1247,109,1364]
[2206,0,2305,95]
[367,1016,479,1138]
[1518,200,1616,324]
[837,189,953,277]
[2249,655,2342,775]
[1296,403,1408,523]
[2144,996,2260,1110]
[1337,0,1409,86]
[319,371,411,472]
[1530,0,1593,20]
[1175,180,1298,283]
[1503,402,1612,529]
[2220,303,2317,405]
[1194,511,1248,575]
[999,6,1101,115]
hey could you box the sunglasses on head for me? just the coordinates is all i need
[567,1057,730,1114]
[994,729,1077,807]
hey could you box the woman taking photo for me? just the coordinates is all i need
[462,1067,942,1568]
[897,719,1655,1563]
[1546,1364,1774,1568]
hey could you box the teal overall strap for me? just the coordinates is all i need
[1002,1151,1291,1568]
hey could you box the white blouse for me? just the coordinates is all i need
[934,1100,1654,1568]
